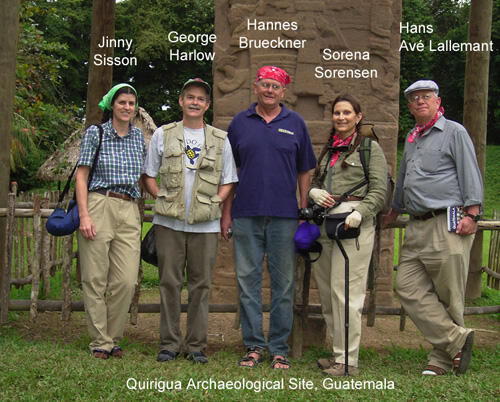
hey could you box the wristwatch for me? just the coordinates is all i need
[464,213,481,222]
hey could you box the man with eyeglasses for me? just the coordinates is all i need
[142,78,238,364]
[383,80,483,376]
[221,66,316,370]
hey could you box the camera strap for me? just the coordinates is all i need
[326,178,368,213]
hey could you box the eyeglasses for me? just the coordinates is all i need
[185,94,208,103]
[409,94,434,103]
[259,82,282,90]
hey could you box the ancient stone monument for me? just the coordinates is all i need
[211,0,402,307]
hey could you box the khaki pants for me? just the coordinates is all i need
[155,225,218,353]
[78,192,141,352]
[395,213,474,371]
[313,201,375,367]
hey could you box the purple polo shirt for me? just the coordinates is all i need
[228,103,316,219]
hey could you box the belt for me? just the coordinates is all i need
[93,189,132,201]
[332,195,364,202]
[411,209,446,221]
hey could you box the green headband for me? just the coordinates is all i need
[98,83,138,111]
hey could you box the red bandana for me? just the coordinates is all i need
[329,133,355,167]
[408,107,444,143]
[255,66,291,87]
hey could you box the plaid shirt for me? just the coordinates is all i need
[78,119,146,199]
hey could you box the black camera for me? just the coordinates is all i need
[298,204,327,226]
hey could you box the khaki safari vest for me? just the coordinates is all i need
[154,121,227,224]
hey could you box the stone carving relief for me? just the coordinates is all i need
[212,0,402,306]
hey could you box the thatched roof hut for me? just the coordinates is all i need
[37,107,157,182]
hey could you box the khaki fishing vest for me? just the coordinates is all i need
[154,121,226,224]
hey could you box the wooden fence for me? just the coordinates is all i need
[0,188,77,323]
[1,187,500,355]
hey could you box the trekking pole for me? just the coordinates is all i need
[336,238,350,377]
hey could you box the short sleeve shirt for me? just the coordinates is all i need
[78,119,146,199]
[143,124,238,233]
[228,103,316,219]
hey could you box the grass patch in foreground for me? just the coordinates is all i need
[0,325,499,401]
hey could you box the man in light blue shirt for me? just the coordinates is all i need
[383,80,483,376]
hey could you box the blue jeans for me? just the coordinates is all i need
[233,217,297,357]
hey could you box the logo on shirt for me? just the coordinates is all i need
[278,128,294,135]
[185,145,201,165]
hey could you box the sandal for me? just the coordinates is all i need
[422,364,447,376]
[271,355,291,370]
[238,347,264,368]
[92,349,109,360]
[110,346,124,358]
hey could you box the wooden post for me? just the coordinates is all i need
[463,0,492,300]
[30,195,42,320]
[85,0,115,128]
[61,234,73,321]
[0,0,21,322]
[0,193,15,323]
[20,194,26,279]
[41,193,51,297]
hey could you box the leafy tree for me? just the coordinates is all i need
[12,1,80,189]
[487,0,500,144]
[30,0,92,111]
[29,0,214,127]
[428,0,470,125]
[399,0,436,138]
[400,0,497,144]
[115,0,214,125]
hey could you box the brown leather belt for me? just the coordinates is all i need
[93,189,132,201]
[411,209,446,221]
[332,195,364,202]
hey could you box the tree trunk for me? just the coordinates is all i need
[463,0,492,300]
[84,0,115,128]
[0,0,21,319]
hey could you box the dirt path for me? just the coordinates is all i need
[9,294,499,355]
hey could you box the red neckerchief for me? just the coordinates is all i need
[408,107,444,143]
[329,132,355,167]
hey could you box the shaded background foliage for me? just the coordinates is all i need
[400,0,498,143]
[11,0,499,189]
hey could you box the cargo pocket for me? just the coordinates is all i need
[198,172,219,197]
[199,154,216,171]
[159,163,183,191]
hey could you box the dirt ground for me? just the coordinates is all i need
[8,289,500,355]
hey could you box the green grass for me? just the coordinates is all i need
[0,320,498,401]
[2,147,499,400]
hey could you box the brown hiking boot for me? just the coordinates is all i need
[317,356,335,370]
[322,363,359,377]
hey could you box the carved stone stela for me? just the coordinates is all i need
[211,0,401,307]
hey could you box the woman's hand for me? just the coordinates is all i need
[344,210,362,229]
[79,214,96,240]
[309,188,335,208]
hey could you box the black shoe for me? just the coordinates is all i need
[454,331,474,375]
[185,351,208,364]
[157,350,179,362]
